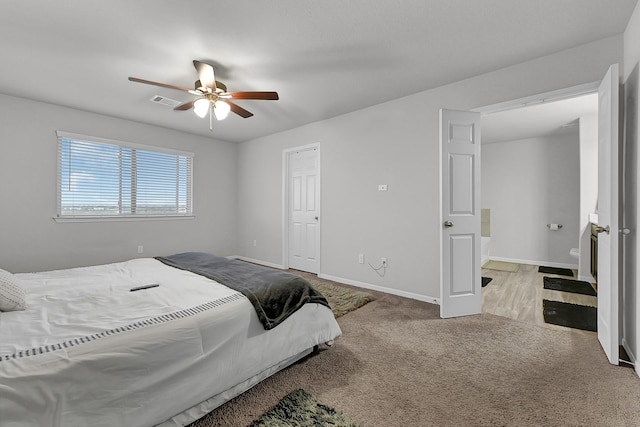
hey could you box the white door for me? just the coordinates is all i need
[596,64,620,365]
[288,146,320,273]
[440,109,482,318]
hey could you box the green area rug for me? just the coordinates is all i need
[311,281,375,318]
[250,389,360,427]
[482,260,519,272]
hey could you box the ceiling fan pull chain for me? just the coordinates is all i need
[209,103,213,132]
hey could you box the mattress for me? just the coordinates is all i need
[0,258,342,426]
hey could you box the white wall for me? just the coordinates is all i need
[237,35,623,301]
[0,94,238,273]
[623,0,640,372]
[481,134,580,268]
[578,115,598,282]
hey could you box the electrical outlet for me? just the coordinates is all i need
[358,254,364,264]
[253,240,257,247]
[381,257,388,268]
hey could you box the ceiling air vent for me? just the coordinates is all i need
[150,95,181,108]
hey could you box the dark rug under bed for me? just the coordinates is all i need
[542,300,597,332]
[538,266,574,277]
[482,277,493,288]
[543,276,597,296]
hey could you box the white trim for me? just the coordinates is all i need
[318,273,440,305]
[281,150,288,269]
[577,274,596,284]
[231,256,286,270]
[282,143,321,273]
[473,81,600,115]
[230,255,441,305]
[488,256,577,270]
[54,215,195,223]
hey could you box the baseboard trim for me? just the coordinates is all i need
[488,256,577,270]
[577,274,596,284]
[230,255,286,270]
[231,256,439,305]
[318,273,440,305]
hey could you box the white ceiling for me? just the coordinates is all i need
[0,0,636,143]
[482,93,599,144]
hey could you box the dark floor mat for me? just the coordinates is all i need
[538,266,574,277]
[543,276,597,296]
[543,300,597,332]
[482,277,493,288]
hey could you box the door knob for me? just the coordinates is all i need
[314,216,319,221]
[595,225,610,234]
[443,220,454,228]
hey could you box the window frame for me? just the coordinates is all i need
[54,131,195,222]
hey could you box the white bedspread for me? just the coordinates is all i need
[0,258,341,426]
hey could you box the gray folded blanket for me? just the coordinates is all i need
[155,252,329,330]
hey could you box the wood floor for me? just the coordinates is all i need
[481,262,597,335]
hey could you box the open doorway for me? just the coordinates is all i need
[478,92,599,332]
[441,65,621,364]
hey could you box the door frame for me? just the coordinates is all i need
[473,81,601,284]
[282,143,321,271]
[473,81,600,115]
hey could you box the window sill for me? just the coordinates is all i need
[53,215,195,223]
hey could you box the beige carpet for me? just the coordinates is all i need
[190,282,640,427]
[483,260,520,272]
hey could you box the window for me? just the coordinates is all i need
[56,131,193,220]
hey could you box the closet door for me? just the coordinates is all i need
[287,146,320,274]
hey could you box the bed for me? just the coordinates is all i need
[0,252,342,426]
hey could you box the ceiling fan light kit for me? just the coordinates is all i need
[193,98,210,118]
[128,60,278,131]
[213,101,230,120]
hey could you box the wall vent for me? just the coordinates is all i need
[150,95,181,108]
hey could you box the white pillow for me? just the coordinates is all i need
[0,268,26,312]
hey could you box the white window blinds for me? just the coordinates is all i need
[56,131,193,219]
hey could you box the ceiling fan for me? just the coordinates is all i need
[128,60,279,130]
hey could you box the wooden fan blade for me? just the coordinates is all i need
[228,91,279,100]
[174,99,196,111]
[193,60,216,91]
[128,77,192,93]
[227,101,254,118]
